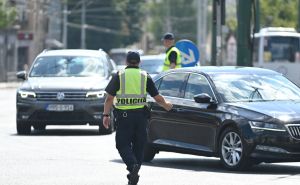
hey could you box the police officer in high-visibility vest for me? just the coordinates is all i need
[103,51,173,185]
[162,32,181,71]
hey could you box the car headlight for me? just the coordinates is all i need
[249,121,286,132]
[18,90,36,99]
[86,91,106,99]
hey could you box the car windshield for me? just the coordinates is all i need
[140,58,164,74]
[264,36,300,62]
[211,73,300,102]
[29,56,105,77]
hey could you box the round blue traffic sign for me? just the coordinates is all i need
[175,40,200,67]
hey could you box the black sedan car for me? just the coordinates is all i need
[16,49,116,135]
[145,66,300,170]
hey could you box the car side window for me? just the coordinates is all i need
[184,73,214,100]
[159,73,187,97]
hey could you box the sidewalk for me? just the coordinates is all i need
[0,82,21,89]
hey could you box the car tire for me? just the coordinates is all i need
[33,125,46,131]
[143,144,156,162]
[219,127,250,170]
[17,121,31,135]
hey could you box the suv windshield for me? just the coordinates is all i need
[29,56,105,77]
[211,73,300,102]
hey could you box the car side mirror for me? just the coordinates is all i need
[194,93,213,104]
[16,71,27,80]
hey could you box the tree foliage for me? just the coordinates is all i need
[67,0,145,52]
[147,0,197,44]
[260,0,297,28]
[0,0,16,29]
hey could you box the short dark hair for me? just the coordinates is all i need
[126,51,140,64]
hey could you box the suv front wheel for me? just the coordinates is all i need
[17,120,31,135]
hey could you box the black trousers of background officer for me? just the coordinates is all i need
[115,109,148,172]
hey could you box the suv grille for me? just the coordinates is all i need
[286,124,300,139]
[36,92,86,101]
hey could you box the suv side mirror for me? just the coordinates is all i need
[194,93,213,104]
[16,71,27,80]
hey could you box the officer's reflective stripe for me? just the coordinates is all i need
[116,94,146,98]
[120,72,126,95]
[140,71,146,95]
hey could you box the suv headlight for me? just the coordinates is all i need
[249,121,286,132]
[18,90,36,99]
[86,91,106,99]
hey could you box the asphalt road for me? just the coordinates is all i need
[1,87,300,185]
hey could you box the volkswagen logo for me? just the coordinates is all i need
[57,92,65,101]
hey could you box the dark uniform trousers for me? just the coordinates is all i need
[115,108,148,172]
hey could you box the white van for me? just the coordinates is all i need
[253,27,300,86]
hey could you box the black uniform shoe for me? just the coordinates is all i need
[128,164,140,185]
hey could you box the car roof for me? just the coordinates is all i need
[36,49,107,58]
[140,54,165,60]
[163,66,281,76]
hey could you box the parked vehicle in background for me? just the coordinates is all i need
[16,49,117,135]
[252,27,300,86]
[110,48,144,70]
[140,54,165,77]
[145,66,300,170]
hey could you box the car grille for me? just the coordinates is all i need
[36,92,86,101]
[286,124,300,139]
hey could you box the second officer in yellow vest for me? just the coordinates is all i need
[103,51,173,185]
[162,32,181,71]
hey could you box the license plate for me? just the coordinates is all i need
[46,104,74,112]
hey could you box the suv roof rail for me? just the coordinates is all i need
[98,48,103,51]
[42,49,49,53]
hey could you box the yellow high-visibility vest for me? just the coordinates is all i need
[115,68,148,110]
[163,47,181,71]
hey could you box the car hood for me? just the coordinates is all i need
[20,77,109,91]
[228,101,300,122]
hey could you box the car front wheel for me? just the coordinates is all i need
[143,144,156,162]
[219,127,250,170]
[17,121,31,135]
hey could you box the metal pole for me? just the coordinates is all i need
[197,0,207,65]
[63,3,68,48]
[255,0,260,33]
[81,0,86,49]
[237,0,252,66]
[211,0,217,66]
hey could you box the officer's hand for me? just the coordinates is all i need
[165,102,173,111]
[103,116,110,129]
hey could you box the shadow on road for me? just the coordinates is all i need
[11,128,112,136]
[111,157,300,175]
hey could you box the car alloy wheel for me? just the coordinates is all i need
[221,131,243,166]
[219,127,250,170]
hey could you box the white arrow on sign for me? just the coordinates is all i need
[180,49,196,65]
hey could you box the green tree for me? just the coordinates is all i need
[67,0,145,52]
[260,0,297,28]
[148,0,197,44]
[0,0,16,29]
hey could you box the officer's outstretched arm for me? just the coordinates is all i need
[153,94,173,111]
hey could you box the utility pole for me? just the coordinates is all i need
[255,0,260,33]
[62,2,68,48]
[197,0,207,65]
[166,0,171,32]
[81,0,86,49]
[211,0,217,66]
[298,0,300,32]
[237,0,252,66]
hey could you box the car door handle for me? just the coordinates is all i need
[170,108,184,113]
